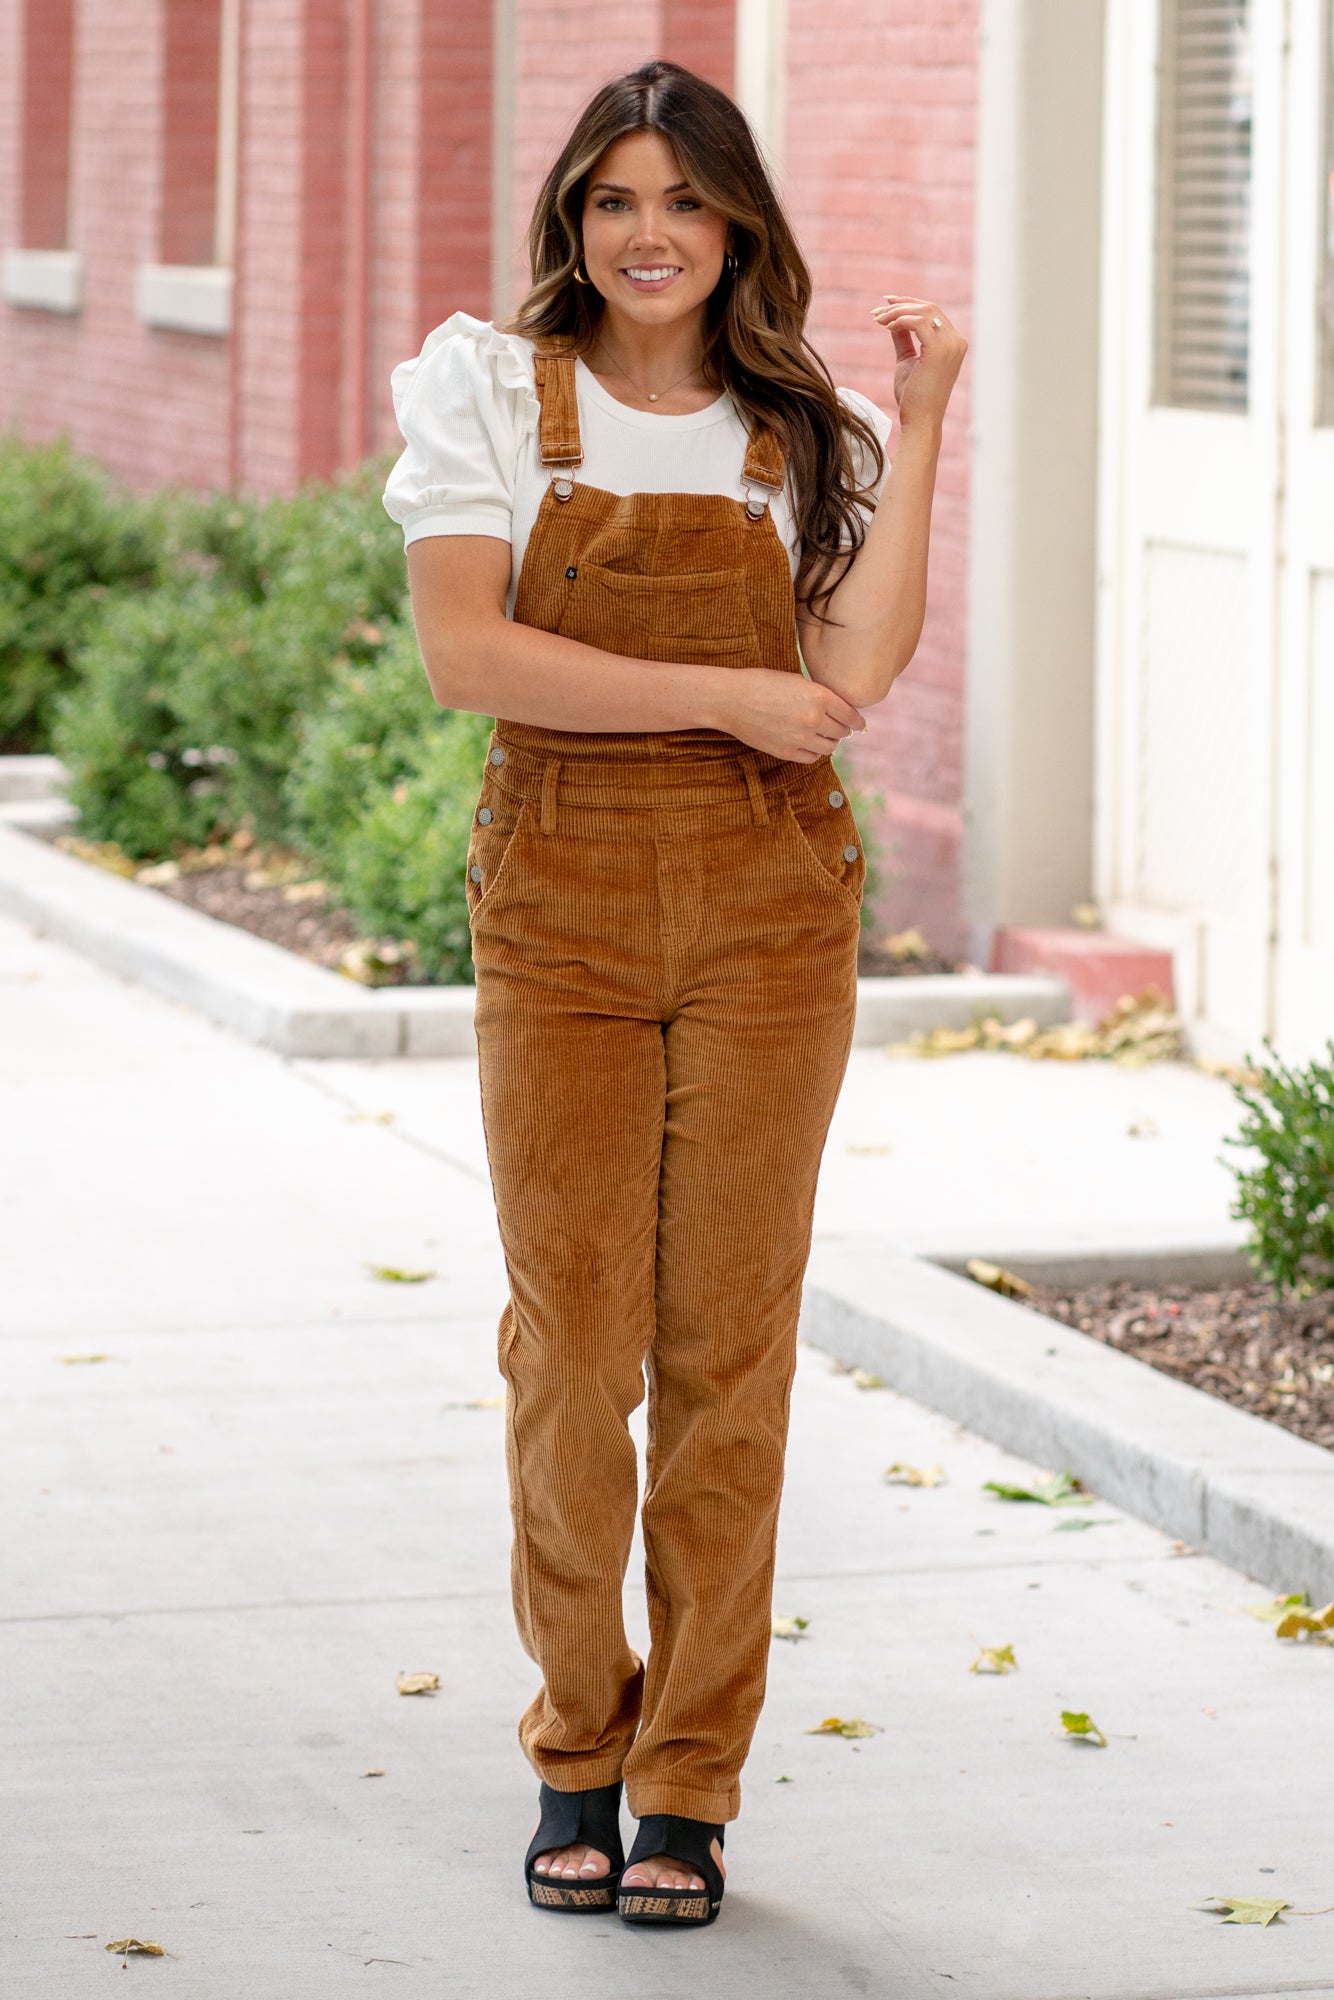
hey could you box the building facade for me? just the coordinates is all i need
[2,0,1332,1057]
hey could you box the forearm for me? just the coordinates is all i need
[802,419,943,709]
[414,594,732,735]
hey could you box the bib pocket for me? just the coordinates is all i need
[556,563,762,666]
[784,787,866,914]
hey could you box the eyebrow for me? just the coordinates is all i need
[588,180,693,196]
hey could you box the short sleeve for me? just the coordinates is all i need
[382,313,538,548]
[836,385,894,543]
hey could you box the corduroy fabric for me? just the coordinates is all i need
[467,348,862,1826]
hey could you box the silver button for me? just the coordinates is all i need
[828,789,845,809]
[477,807,493,825]
[489,747,505,765]
[469,865,482,882]
[843,844,859,863]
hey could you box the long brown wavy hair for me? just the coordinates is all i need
[507,60,885,617]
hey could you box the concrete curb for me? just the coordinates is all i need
[800,1238,1334,1601]
[0,819,1073,1060]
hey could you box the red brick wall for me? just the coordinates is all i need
[787,0,977,954]
[161,0,222,267]
[19,0,74,248]
[662,0,735,91]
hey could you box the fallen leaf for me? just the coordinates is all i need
[969,1643,1018,1675]
[59,1353,112,1366]
[367,1264,435,1284]
[135,859,181,886]
[1275,1600,1334,1644]
[362,1768,385,1778]
[1125,1117,1158,1137]
[771,1616,810,1641]
[849,1369,885,1390]
[803,1716,883,1739]
[396,1672,440,1696]
[966,1258,1035,1298]
[884,990,1183,1065]
[1199,1896,1289,1927]
[773,1774,793,1784]
[884,1462,947,1488]
[57,835,139,878]
[1052,1516,1118,1533]
[881,926,931,960]
[1060,1710,1107,1747]
[1245,1591,1310,1626]
[984,1469,1088,1507]
[281,879,328,904]
[105,1939,165,1957]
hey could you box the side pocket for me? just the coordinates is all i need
[785,790,866,913]
[465,790,528,920]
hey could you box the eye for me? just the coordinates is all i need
[596,197,629,212]
[670,198,701,210]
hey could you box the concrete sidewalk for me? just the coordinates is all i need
[4,911,1333,2000]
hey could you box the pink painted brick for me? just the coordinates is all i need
[990,928,1178,1026]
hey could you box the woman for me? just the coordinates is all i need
[384,59,965,1929]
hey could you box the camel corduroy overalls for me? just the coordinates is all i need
[466,341,863,1825]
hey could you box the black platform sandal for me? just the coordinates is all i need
[616,1815,726,1927]
[524,1779,625,1912]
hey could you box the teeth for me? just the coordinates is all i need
[625,267,681,282]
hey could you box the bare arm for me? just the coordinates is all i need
[406,535,868,763]
[797,294,967,710]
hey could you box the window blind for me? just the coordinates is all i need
[1154,0,1252,412]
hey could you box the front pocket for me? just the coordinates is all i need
[785,792,866,913]
[465,792,528,919]
[555,563,762,665]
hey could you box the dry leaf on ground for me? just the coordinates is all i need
[1060,1710,1107,1747]
[1275,1600,1334,1643]
[969,1644,1018,1674]
[1245,1592,1310,1625]
[885,989,1183,1066]
[966,1258,1035,1299]
[984,1469,1088,1507]
[105,1939,165,1956]
[803,1716,883,1739]
[367,1264,435,1284]
[1199,1896,1290,1927]
[849,1369,885,1390]
[59,1353,111,1365]
[362,1768,385,1777]
[884,1462,946,1487]
[771,1616,810,1641]
[396,1672,440,1696]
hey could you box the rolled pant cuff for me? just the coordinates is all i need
[624,1780,739,1824]
[529,1752,627,1794]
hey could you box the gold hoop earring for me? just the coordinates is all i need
[573,259,591,285]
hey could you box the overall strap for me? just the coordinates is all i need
[532,340,583,497]
[742,423,786,518]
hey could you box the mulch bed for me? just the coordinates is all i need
[154,861,960,983]
[1024,1277,1334,1451]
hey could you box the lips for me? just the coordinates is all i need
[621,266,683,289]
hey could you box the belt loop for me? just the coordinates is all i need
[737,751,769,827]
[539,757,562,835]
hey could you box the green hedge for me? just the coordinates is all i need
[0,436,164,751]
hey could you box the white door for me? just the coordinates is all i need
[1096,0,1334,1060]
[1273,0,1334,1055]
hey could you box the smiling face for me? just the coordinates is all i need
[579,129,729,332]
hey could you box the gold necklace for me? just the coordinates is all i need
[591,340,706,404]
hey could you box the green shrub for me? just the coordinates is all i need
[54,460,407,854]
[0,435,164,751]
[333,712,494,984]
[1224,1039,1334,1296]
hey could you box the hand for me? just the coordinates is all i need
[871,295,967,431]
[714,667,866,763]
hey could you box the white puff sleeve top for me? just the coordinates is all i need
[383,312,893,616]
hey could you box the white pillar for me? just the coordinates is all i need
[734,0,787,185]
[962,0,1106,944]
